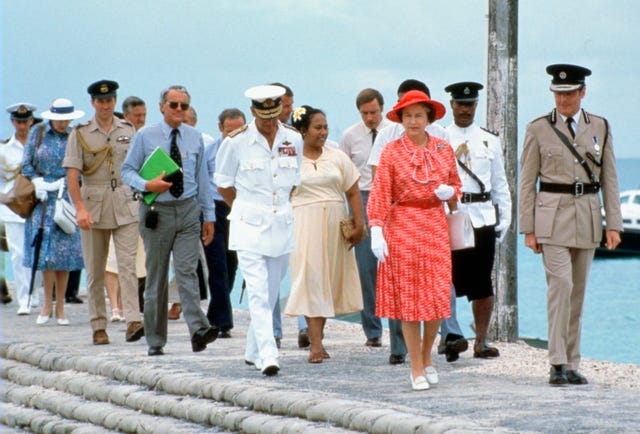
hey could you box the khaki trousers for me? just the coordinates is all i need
[82,222,141,331]
[541,244,595,370]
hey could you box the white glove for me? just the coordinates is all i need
[434,184,455,201]
[495,221,510,243]
[31,177,46,192]
[35,188,48,201]
[43,178,63,192]
[32,177,62,192]
[370,226,389,263]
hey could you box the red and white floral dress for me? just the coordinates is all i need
[367,134,462,321]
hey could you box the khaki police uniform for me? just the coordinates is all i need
[519,108,622,370]
[63,116,140,331]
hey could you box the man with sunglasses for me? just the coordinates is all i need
[122,85,218,357]
[65,80,143,345]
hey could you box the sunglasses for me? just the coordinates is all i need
[167,101,190,110]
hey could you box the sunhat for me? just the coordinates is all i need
[386,90,446,123]
[40,98,85,121]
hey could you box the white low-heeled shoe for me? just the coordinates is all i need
[57,318,70,326]
[36,315,50,325]
[410,374,430,390]
[424,366,439,385]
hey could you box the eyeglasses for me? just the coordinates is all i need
[167,101,190,110]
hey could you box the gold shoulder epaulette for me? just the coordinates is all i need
[75,120,91,129]
[228,125,248,138]
[0,138,9,144]
[282,123,298,132]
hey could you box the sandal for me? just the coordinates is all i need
[321,348,331,359]
[308,352,324,363]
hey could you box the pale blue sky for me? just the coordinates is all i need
[2,0,639,158]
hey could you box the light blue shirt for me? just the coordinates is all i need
[121,120,215,222]
[204,136,223,202]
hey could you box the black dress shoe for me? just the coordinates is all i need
[65,295,84,304]
[148,346,164,356]
[388,354,405,365]
[566,370,588,385]
[219,330,232,339]
[298,328,310,348]
[445,336,468,362]
[365,337,382,347]
[549,364,568,386]
[191,326,219,352]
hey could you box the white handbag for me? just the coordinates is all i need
[447,211,475,251]
[53,180,77,234]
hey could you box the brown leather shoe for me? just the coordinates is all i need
[93,329,110,345]
[168,303,182,320]
[125,321,145,342]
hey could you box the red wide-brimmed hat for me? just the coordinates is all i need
[386,90,446,123]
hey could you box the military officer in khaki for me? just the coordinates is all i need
[519,64,622,386]
[63,80,143,345]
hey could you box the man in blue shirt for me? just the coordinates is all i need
[121,85,218,356]
[202,108,246,338]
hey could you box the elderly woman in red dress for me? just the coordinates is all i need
[368,90,461,391]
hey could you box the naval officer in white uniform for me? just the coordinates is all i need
[215,85,302,376]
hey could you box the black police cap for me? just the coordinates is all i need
[444,82,483,102]
[87,80,119,99]
[546,64,591,92]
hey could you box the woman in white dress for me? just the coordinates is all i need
[285,106,365,363]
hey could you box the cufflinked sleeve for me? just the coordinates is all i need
[121,129,149,193]
[196,137,215,222]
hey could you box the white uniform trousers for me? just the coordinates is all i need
[5,221,40,309]
[238,251,289,367]
[542,244,594,370]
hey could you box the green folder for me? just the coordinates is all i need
[139,146,181,205]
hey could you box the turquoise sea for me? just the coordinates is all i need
[3,159,639,364]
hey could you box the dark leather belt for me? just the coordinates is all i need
[461,192,492,203]
[539,182,600,196]
[397,199,441,209]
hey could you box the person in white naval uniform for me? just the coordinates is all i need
[444,81,511,358]
[0,103,41,313]
[215,85,302,376]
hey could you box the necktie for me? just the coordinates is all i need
[371,128,378,145]
[566,117,575,139]
[169,128,184,198]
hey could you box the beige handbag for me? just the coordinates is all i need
[447,211,475,250]
[340,217,368,240]
[0,174,37,218]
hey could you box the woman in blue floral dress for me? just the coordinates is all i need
[22,99,84,325]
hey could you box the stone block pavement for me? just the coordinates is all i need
[1,299,639,433]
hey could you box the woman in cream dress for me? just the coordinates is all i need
[285,106,365,363]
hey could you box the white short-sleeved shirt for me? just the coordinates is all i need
[338,119,393,191]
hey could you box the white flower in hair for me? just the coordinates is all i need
[292,106,306,123]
